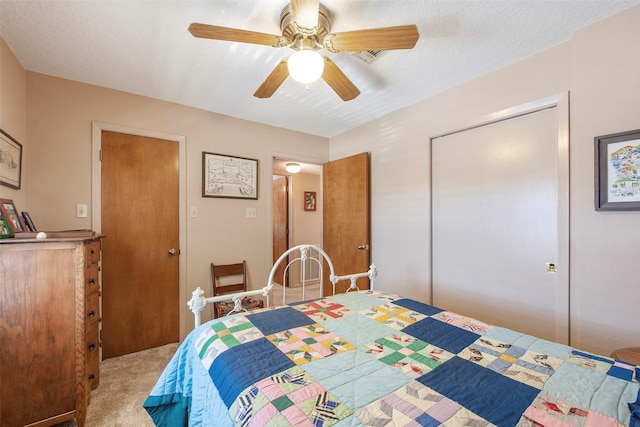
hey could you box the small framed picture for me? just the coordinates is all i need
[0,214,13,239]
[21,211,37,232]
[595,129,640,211]
[0,129,22,189]
[0,198,27,234]
[304,191,316,211]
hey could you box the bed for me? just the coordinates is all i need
[144,246,640,426]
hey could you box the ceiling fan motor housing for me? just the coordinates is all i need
[279,3,331,50]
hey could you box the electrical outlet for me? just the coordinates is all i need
[76,204,88,218]
[246,208,257,218]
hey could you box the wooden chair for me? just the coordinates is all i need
[211,261,264,318]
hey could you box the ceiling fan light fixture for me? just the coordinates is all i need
[287,50,324,84]
[285,162,302,173]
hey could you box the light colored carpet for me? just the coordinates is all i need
[58,342,179,427]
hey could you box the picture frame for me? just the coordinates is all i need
[21,211,37,232]
[304,191,316,211]
[0,129,22,189]
[595,129,640,211]
[0,198,27,234]
[0,214,13,239]
[202,152,258,199]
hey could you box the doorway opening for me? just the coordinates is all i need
[271,157,322,289]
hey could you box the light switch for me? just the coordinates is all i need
[76,204,88,218]
[190,206,198,218]
[246,208,257,218]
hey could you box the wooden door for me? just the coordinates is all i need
[101,131,179,358]
[432,107,569,343]
[272,174,289,285]
[322,152,370,295]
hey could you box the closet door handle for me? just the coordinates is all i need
[358,245,369,250]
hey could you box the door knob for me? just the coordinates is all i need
[168,248,177,256]
[358,245,369,250]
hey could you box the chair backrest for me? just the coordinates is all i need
[211,261,247,296]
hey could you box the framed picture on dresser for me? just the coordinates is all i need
[21,211,37,232]
[0,199,26,234]
[0,214,12,239]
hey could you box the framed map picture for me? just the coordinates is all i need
[202,152,258,199]
[595,129,640,211]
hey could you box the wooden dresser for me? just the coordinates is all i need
[0,235,102,427]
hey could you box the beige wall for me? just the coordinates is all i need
[290,172,322,248]
[330,5,640,356]
[0,37,26,208]
[4,62,329,333]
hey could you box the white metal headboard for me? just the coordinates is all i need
[188,244,377,327]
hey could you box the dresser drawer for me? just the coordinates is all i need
[86,325,100,390]
[86,291,100,326]
[86,263,100,295]
[86,240,101,265]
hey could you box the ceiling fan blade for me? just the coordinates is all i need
[324,25,419,53]
[188,23,287,47]
[291,0,320,32]
[321,58,360,101]
[254,60,290,98]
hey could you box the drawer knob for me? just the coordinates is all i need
[89,278,96,284]
[88,343,96,350]
[88,310,96,317]
[88,374,95,380]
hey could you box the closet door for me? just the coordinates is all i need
[431,106,568,343]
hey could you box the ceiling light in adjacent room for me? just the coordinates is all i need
[285,163,301,173]
[287,50,324,84]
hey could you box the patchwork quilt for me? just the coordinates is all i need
[144,290,640,426]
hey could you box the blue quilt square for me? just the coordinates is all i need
[247,306,314,335]
[417,357,539,426]
[609,364,634,381]
[402,317,479,354]
[394,298,444,316]
[210,337,295,407]
[415,413,440,426]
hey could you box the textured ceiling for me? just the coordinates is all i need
[1,0,638,138]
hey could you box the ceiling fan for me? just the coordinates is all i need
[188,0,419,101]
